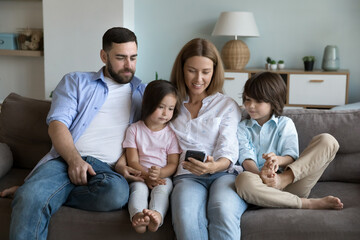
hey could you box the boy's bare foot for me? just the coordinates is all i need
[143,209,162,232]
[131,212,150,233]
[301,196,343,210]
[260,169,294,190]
[0,186,19,198]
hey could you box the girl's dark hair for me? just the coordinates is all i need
[102,27,137,52]
[141,80,181,122]
[243,71,286,116]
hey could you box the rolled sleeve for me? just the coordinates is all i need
[213,99,241,164]
[46,73,79,128]
[278,118,299,160]
[237,121,257,166]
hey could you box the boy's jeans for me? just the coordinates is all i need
[10,156,129,240]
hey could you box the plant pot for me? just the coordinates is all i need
[304,61,314,71]
[278,63,285,70]
[270,64,277,70]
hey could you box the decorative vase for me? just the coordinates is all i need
[322,45,340,71]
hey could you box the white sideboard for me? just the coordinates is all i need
[224,69,349,108]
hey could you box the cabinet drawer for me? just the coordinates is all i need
[224,72,249,105]
[288,74,347,106]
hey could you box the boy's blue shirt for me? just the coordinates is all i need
[237,114,299,170]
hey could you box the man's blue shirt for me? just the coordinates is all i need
[27,67,145,179]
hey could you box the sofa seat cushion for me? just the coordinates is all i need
[241,181,360,240]
[48,205,175,240]
[0,168,31,240]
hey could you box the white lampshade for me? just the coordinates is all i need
[212,11,259,70]
[212,11,260,39]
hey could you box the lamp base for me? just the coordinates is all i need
[221,40,250,70]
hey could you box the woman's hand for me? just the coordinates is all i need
[183,155,229,176]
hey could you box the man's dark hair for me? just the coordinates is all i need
[141,80,180,122]
[102,27,137,52]
[243,71,287,116]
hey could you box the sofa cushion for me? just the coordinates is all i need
[283,109,360,183]
[0,143,13,178]
[0,93,51,169]
[241,181,360,240]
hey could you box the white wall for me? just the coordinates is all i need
[135,0,360,103]
[0,1,44,102]
[43,0,135,99]
[0,0,135,101]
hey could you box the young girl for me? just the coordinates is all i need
[235,71,343,210]
[120,80,181,233]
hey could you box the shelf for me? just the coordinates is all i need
[226,68,349,75]
[0,49,43,57]
[0,0,41,1]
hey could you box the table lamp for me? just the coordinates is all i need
[212,11,259,70]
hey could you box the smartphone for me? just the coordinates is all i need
[185,150,206,162]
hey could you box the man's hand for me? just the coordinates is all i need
[144,176,166,189]
[117,165,143,183]
[67,158,96,185]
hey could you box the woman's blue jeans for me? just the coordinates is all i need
[10,156,129,240]
[171,172,248,240]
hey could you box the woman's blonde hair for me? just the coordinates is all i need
[170,38,224,101]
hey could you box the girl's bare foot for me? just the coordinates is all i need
[131,212,150,233]
[0,186,19,198]
[143,209,162,232]
[301,196,343,210]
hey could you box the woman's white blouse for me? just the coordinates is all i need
[170,92,241,176]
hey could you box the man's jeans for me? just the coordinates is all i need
[10,156,129,240]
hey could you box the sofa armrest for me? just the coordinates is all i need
[0,142,13,178]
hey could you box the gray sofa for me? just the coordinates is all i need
[0,93,360,240]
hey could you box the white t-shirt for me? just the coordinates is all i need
[122,121,182,169]
[75,77,131,165]
[170,92,241,176]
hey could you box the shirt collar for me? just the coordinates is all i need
[183,92,220,104]
[246,114,278,128]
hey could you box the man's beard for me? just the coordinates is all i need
[107,60,134,84]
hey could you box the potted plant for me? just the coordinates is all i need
[278,60,285,70]
[270,60,277,70]
[266,57,272,70]
[303,56,315,71]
